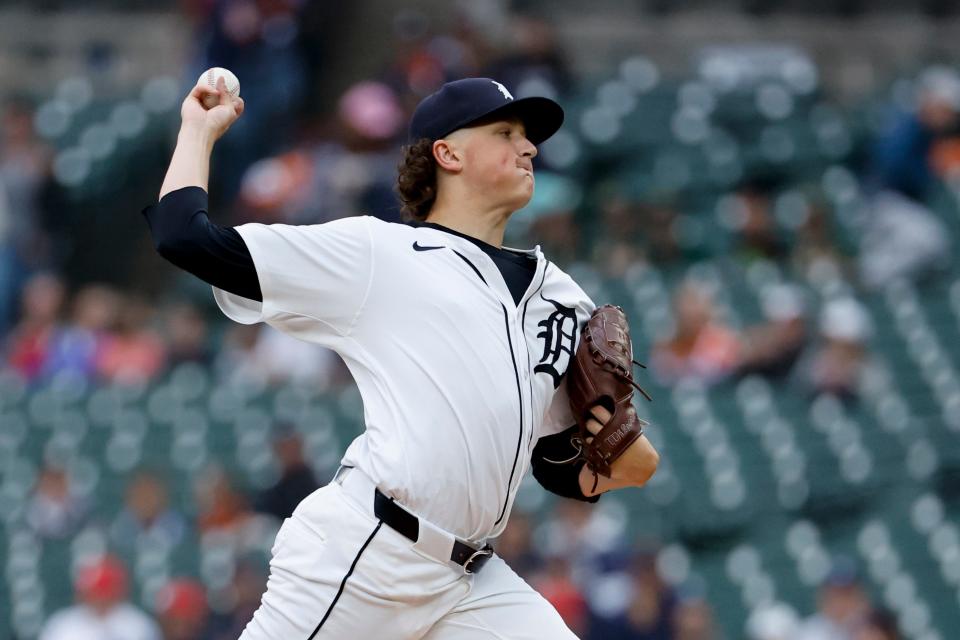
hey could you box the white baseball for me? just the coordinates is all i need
[197,67,240,109]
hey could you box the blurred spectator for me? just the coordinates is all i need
[853,609,900,640]
[722,177,790,264]
[533,555,588,637]
[195,464,254,535]
[859,67,958,289]
[596,195,711,268]
[214,322,260,380]
[930,124,960,182]
[238,80,405,226]
[635,200,689,266]
[870,66,960,201]
[594,195,644,244]
[530,208,580,265]
[588,553,675,640]
[328,79,406,221]
[791,198,850,286]
[194,465,277,554]
[0,101,54,333]
[209,558,269,640]
[163,301,214,369]
[797,298,872,401]
[492,511,543,580]
[795,559,871,640]
[857,189,950,290]
[156,578,210,640]
[4,271,64,382]
[26,464,88,539]
[385,8,486,102]
[38,555,160,640]
[109,470,187,552]
[484,15,573,99]
[652,282,741,385]
[254,423,319,521]
[597,240,645,280]
[237,149,317,224]
[507,171,581,263]
[42,284,120,382]
[539,500,627,586]
[96,295,167,384]
[735,284,808,381]
[673,594,718,640]
[745,602,800,640]
[188,0,309,199]
[216,322,340,388]
[386,20,447,98]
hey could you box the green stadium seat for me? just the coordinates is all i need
[0,371,27,411]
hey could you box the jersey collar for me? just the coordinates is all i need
[409,221,531,254]
[410,221,546,309]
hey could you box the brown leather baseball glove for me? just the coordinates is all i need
[566,304,651,492]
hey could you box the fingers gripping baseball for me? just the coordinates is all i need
[181,74,244,142]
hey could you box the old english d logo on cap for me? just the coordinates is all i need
[408,77,563,145]
[492,81,513,100]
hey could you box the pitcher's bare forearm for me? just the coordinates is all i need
[158,77,244,200]
[159,124,215,200]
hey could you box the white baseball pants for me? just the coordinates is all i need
[237,480,578,639]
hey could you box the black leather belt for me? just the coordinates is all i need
[373,489,494,574]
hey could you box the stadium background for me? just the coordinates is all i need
[2,0,960,638]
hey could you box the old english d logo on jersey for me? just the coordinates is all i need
[535,295,578,388]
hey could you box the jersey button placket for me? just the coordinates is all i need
[515,319,530,381]
[515,317,534,450]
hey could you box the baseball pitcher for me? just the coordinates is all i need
[143,75,659,639]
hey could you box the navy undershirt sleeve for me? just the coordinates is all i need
[141,186,262,302]
[143,191,536,307]
[531,425,600,503]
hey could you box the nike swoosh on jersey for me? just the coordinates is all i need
[413,241,445,252]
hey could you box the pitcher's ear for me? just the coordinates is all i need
[433,138,463,173]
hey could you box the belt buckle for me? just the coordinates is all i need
[463,546,494,574]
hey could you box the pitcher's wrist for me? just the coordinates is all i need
[178,122,216,151]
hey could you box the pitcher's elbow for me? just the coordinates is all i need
[154,236,193,264]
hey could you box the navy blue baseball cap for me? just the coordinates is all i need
[409,78,564,145]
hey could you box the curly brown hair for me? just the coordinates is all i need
[396,138,437,222]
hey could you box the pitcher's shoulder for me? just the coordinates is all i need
[363,215,421,241]
[541,261,594,308]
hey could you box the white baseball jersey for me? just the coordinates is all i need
[214,216,594,542]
